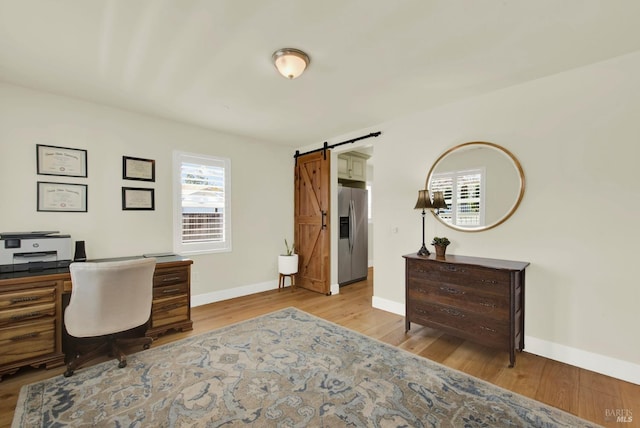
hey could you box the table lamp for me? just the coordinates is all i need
[414,189,434,256]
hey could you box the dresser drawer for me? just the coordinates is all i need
[410,301,509,348]
[0,318,56,365]
[0,286,57,310]
[407,281,509,320]
[407,259,510,295]
[151,295,189,328]
[0,302,56,327]
[153,268,188,287]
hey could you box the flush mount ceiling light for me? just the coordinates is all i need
[272,48,310,79]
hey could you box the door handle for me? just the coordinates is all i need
[350,200,357,254]
[321,210,327,229]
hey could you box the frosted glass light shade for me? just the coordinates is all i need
[272,48,310,79]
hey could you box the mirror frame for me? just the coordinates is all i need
[426,141,525,232]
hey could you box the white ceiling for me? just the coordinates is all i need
[2,1,640,147]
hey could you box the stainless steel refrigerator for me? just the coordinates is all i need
[338,186,368,285]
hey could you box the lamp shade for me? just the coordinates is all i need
[432,191,448,210]
[414,189,434,210]
[272,48,310,79]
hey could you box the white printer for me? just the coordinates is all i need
[0,231,72,273]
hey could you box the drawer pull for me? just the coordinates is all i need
[162,288,180,294]
[162,276,182,282]
[441,265,458,272]
[440,308,464,317]
[11,312,43,321]
[479,302,497,308]
[11,332,40,341]
[161,303,182,311]
[10,296,41,303]
[440,286,465,295]
[480,279,499,285]
[480,325,497,333]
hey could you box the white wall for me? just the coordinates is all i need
[0,83,294,299]
[328,51,640,384]
[4,47,639,385]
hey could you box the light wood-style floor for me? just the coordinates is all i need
[1,268,638,427]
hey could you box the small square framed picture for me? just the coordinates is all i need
[123,156,155,182]
[122,187,155,210]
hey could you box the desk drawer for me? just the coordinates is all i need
[152,295,189,328]
[0,318,55,365]
[0,287,57,310]
[153,282,188,299]
[154,268,188,287]
[0,302,56,327]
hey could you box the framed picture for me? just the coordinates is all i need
[122,187,155,210]
[37,182,88,212]
[37,144,88,177]
[123,156,155,182]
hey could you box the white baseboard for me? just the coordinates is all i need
[192,279,340,307]
[191,280,278,307]
[330,283,340,295]
[372,295,404,316]
[525,336,640,385]
[371,296,640,385]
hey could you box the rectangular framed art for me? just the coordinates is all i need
[122,187,155,210]
[123,156,155,182]
[37,182,88,212]
[36,144,87,177]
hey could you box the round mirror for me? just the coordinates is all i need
[427,142,525,232]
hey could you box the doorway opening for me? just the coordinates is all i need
[335,145,374,291]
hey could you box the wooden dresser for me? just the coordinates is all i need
[403,253,529,367]
[0,256,193,380]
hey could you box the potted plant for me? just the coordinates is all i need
[278,239,299,275]
[431,237,451,258]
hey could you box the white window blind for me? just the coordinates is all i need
[431,168,485,227]
[173,152,231,255]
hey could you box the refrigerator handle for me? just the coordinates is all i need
[350,200,356,254]
[347,200,352,253]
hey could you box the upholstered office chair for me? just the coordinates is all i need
[64,258,156,377]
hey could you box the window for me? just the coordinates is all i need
[430,168,485,227]
[173,151,231,255]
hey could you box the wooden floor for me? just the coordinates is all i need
[1,268,638,427]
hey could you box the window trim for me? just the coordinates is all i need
[173,151,232,255]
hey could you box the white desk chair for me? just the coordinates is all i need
[64,258,156,377]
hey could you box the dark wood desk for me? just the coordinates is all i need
[0,256,193,380]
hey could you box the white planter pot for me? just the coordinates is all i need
[278,254,299,275]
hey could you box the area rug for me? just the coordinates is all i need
[13,307,599,427]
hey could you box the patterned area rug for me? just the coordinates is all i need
[13,307,600,427]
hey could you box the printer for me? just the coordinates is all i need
[0,231,72,273]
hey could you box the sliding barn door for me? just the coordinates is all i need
[294,151,331,295]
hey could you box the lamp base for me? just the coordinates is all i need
[417,244,430,256]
